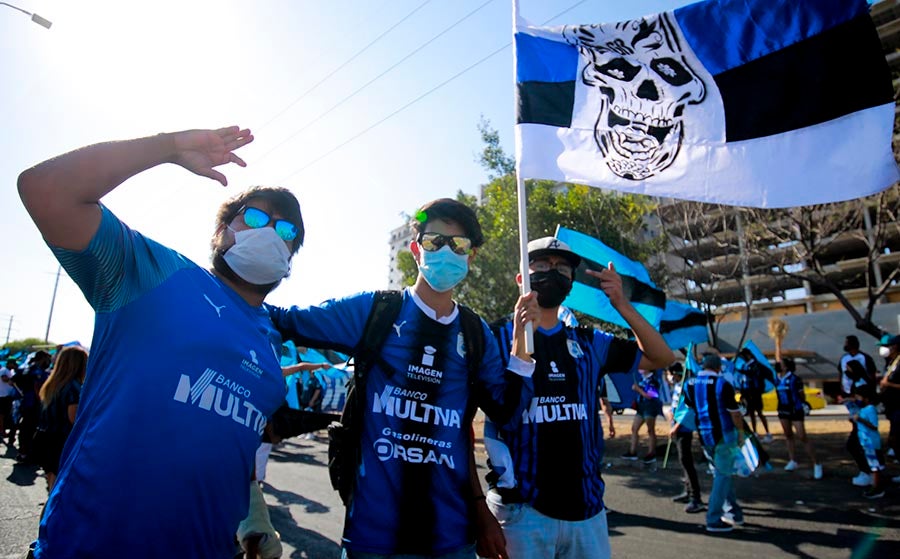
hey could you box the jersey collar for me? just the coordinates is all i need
[409,288,458,325]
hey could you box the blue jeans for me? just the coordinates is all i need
[485,490,610,559]
[342,544,476,559]
[706,443,743,526]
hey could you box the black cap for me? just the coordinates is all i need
[527,237,581,268]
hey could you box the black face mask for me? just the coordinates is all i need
[530,270,573,309]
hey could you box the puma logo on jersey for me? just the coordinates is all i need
[392,321,407,337]
[203,294,226,317]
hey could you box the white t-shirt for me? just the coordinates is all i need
[0,367,17,397]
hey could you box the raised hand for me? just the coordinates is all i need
[171,126,254,186]
[585,262,626,307]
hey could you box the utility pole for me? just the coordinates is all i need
[4,315,11,345]
[45,265,61,343]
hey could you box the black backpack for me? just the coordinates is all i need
[327,290,485,506]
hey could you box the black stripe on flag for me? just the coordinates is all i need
[517,81,575,127]
[574,256,666,310]
[659,310,707,334]
[717,14,893,142]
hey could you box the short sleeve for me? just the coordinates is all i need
[721,381,739,411]
[50,205,192,313]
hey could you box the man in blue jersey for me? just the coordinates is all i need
[268,198,539,559]
[18,126,303,558]
[674,354,745,533]
[483,237,676,559]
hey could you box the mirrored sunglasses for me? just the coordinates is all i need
[418,232,472,255]
[240,206,299,242]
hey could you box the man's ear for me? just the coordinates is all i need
[466,247,478,265]
[515,272,523,287]
[409,240,421,262]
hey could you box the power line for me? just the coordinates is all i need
[277,0,589,183]
[256,0,436,133]
[256,0,498,165]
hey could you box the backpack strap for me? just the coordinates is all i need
[344,290,404,420]
[458,303,486,426]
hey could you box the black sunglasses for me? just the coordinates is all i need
[417,232,473,255]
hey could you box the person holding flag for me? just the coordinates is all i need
[664,363,704,514]
[483,236,675,559]
[673,354,746,533]
[737,347,776,443]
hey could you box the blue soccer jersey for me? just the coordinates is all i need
[35,207,287,559]
[268,290,532,555]
[683,371,740,448]
[775,372,805,415]
[484,322,640,521]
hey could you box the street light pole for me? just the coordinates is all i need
[0,1,52,28]
[45,265,61,343]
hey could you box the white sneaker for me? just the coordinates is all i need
[813,464,823,480]
[784,460,798,472]
[887,448,896,458]
[762,434,774,443]
[852,472,873,487]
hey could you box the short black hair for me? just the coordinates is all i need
[845,335,860,349]
[411,198,484,248]
[781,357,795,372]
[215,186,304,254]
[668,362,684,374]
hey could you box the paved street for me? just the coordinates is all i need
[2,413,900,558]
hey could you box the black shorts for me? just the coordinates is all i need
[743,392,764,413]
[0,396,12,417]
[777,408,804,421]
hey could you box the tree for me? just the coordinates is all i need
[655,186,900,342]
[655,201,754,348]
[740,190,900,339]
[2,337,54,355]
[398,120,663,323]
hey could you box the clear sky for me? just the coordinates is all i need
[1,0,690,347]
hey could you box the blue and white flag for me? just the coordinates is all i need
[556,226,665,329]
[684,342,702,374]
[735,339,776,392]
[660,300,708,350]
[602,372,638,411]
[513,0,898,208]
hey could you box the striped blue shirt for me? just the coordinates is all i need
[485,322,640,521]
[682,371,739,448]
[775,372,805,414]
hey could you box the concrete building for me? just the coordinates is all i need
[387,222,414,290]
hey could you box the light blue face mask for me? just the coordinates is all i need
[418,245,469,292]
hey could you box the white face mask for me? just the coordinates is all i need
[879,346,892,358]
[223,226,291,285]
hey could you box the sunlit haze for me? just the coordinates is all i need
[1,0,689,346]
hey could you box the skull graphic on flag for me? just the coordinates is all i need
[563,14,707,181]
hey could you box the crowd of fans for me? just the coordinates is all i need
[1,346,87,489]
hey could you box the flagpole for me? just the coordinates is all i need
[512,0,534,353]
[516,173,534,353]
